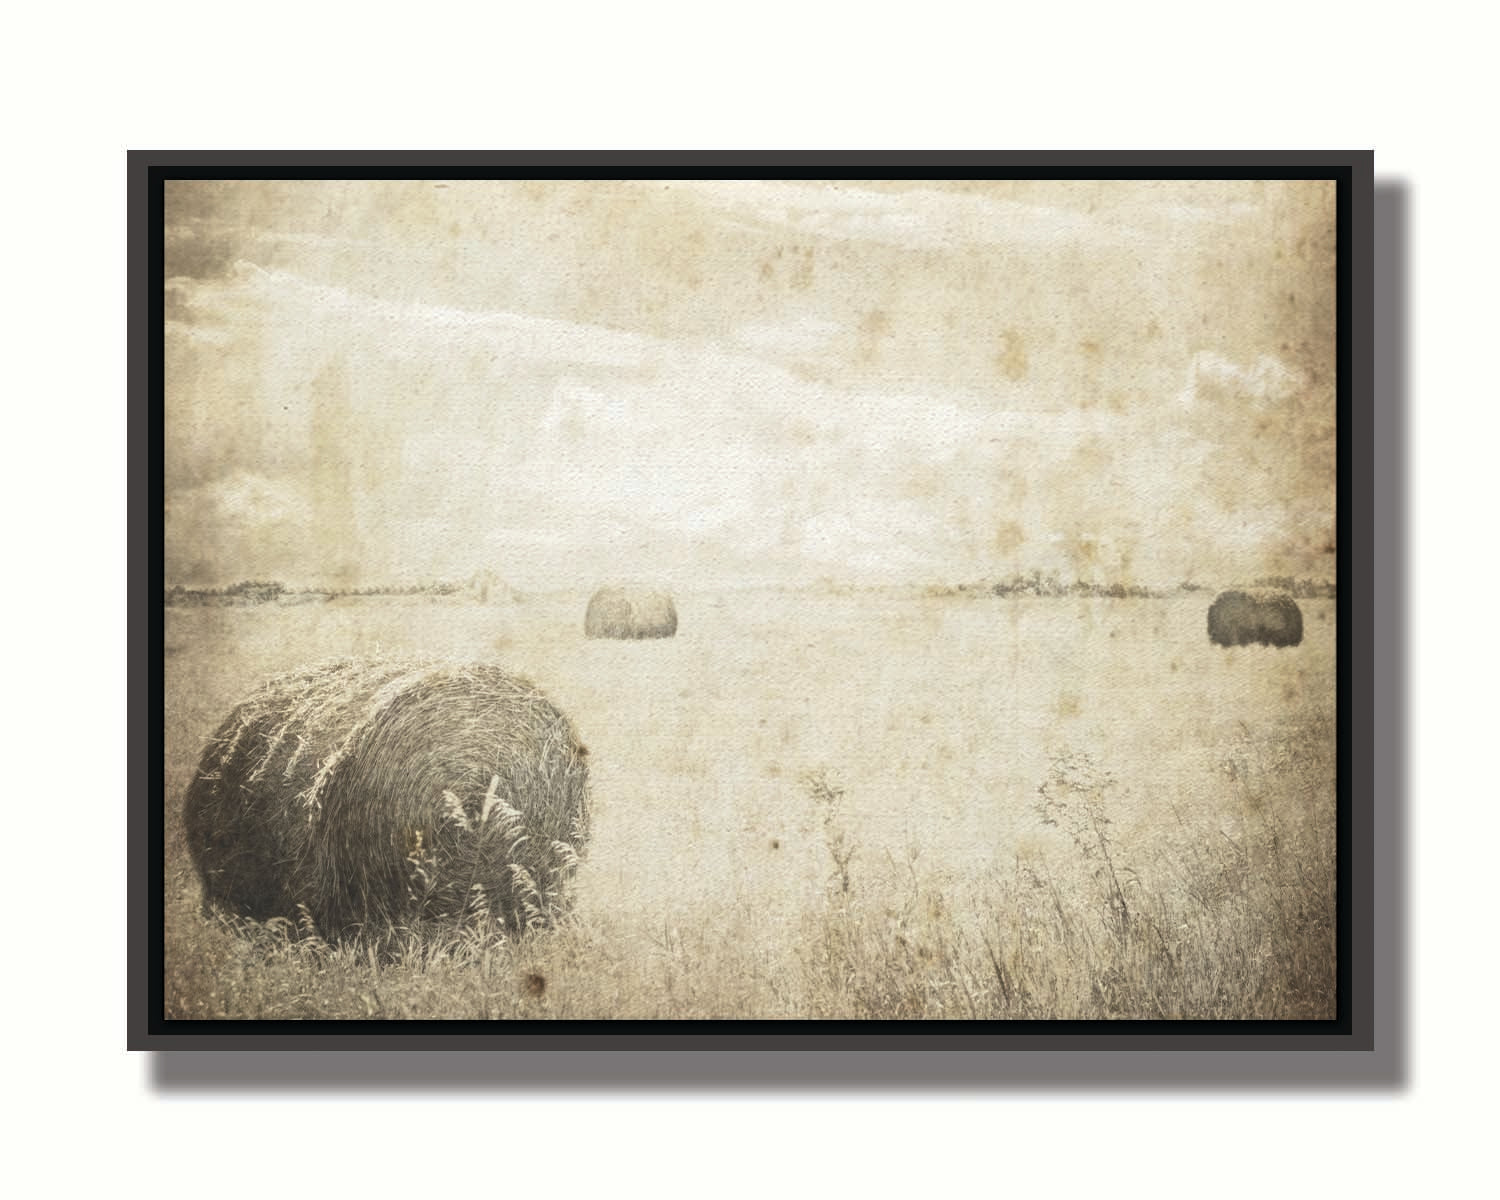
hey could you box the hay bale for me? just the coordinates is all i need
[182,658,590,942]
[584,586,678,639]
[1207,588,1304,647]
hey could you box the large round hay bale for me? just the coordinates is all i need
[584,586,678,639]
[1207,588,1304,647]
[182,659,590,942]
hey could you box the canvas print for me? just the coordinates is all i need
[162,178,1338,1021]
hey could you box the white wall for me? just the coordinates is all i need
[2,2,1488,1196]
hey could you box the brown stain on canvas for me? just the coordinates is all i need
[995,329,1028,381]
[993,520,1025,556]
[858,308,892,364]
[759,243,816,293]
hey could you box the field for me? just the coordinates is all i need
[163,589,1336,1020]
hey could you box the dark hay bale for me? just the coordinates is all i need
[584,586,678,639]
[1207,588,1304,647]
[182,658,590,942]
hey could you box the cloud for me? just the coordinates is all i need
[1176,351,1307,410]
[163,211,1327,589]
[166,471,301,526]
[164,224,241,280]
[174,261,660,372]
[279,264,656,366]
[164,317,233,346]
[210,472,304,524]
[730,314,846,359]
[666,180,1143,252]
[165,257,1142,586]
[165,471,314,582]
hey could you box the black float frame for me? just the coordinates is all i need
[129,151,1378,1062]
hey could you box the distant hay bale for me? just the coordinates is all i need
[182,659,590,942]
[1207,588,1304,647]
[469,568,514,605]
[584,586,678,639]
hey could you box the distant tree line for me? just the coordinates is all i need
[1246,575,1337,598]
[989,571,1165,599]
[164,579,467,606]
[164,580,287,606]
[923,571,1335,600]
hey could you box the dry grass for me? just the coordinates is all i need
[794,724,1333,1020]
[163,590,1336,1020]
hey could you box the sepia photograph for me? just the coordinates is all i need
[155,168,1346,1025]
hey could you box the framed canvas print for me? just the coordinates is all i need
[129,152,1372,1052]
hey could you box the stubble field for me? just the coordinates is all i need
[163,589,1336,1020]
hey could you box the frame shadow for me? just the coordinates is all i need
[147,176,1406,1092]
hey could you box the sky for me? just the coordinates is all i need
[164,178,1336,591]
